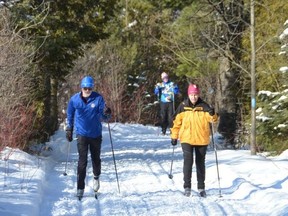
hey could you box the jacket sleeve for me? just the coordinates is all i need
[154,83,162,95]
[210,113,218,123]
[99,96,111,121]
[170,113,183,140]
[173,84,179,94]
[66,98,75,129]
[154,86,159,95]
[170,103,184,139]
[204,112,218,123]
[201,101,218,123]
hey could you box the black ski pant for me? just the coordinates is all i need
[77,135,102,190]
[181,143,207,190]
[160,102,174,134]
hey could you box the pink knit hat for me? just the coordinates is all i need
[161,72,168,79]
[187,84,200,95]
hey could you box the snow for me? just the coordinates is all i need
[1,123,288,216]
[258,90,279,97]
[279,66,288,73]
[128,20,137,28]
[279,28,288,40]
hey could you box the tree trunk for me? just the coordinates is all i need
[50,77,59,132]
[216,56,237,147]
[43,71,51,141]
[250,0,257,155]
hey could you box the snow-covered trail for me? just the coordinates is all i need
[38,123,288,216]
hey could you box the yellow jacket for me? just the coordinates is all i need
[171,98,218,146]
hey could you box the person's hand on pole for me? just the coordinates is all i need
[66,127,73,142]
[171,139,177,146]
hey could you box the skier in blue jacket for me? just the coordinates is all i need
[154,72,179,135]
[65,76,111,199]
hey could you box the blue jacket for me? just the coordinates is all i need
[66,91,110,138]
[154,81,179,103]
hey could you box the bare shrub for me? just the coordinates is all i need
[0,8,36,152]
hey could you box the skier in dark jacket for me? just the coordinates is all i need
[170,84,218,197]
[154,72,179,135]
[65,76,111,199]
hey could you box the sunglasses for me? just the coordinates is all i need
[83,87,92,91]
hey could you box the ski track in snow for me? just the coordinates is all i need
[33,123,285,216]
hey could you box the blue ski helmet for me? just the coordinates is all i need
[80,76,94,88]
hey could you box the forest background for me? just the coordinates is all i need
[0,0,287,155]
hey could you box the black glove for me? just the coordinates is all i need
[66,127,73,142]
[203,104,215,116]
[208,108,215,116]
[171,139,177,146]
[104,107,112,115]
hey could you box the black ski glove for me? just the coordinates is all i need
[203,104,215,116]
[66,127,73,142]
[104,107,112,115]
[171,139,177,146]
[208,108,215,116]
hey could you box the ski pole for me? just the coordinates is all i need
[63,140,71,176]
[210,123,222,197]
[107,122,120,193]
[168,145,175,179]
[172,92,175,114]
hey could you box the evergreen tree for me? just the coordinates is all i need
[256,19,288,154]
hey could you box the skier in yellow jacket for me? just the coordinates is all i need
[170,84,218,197]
